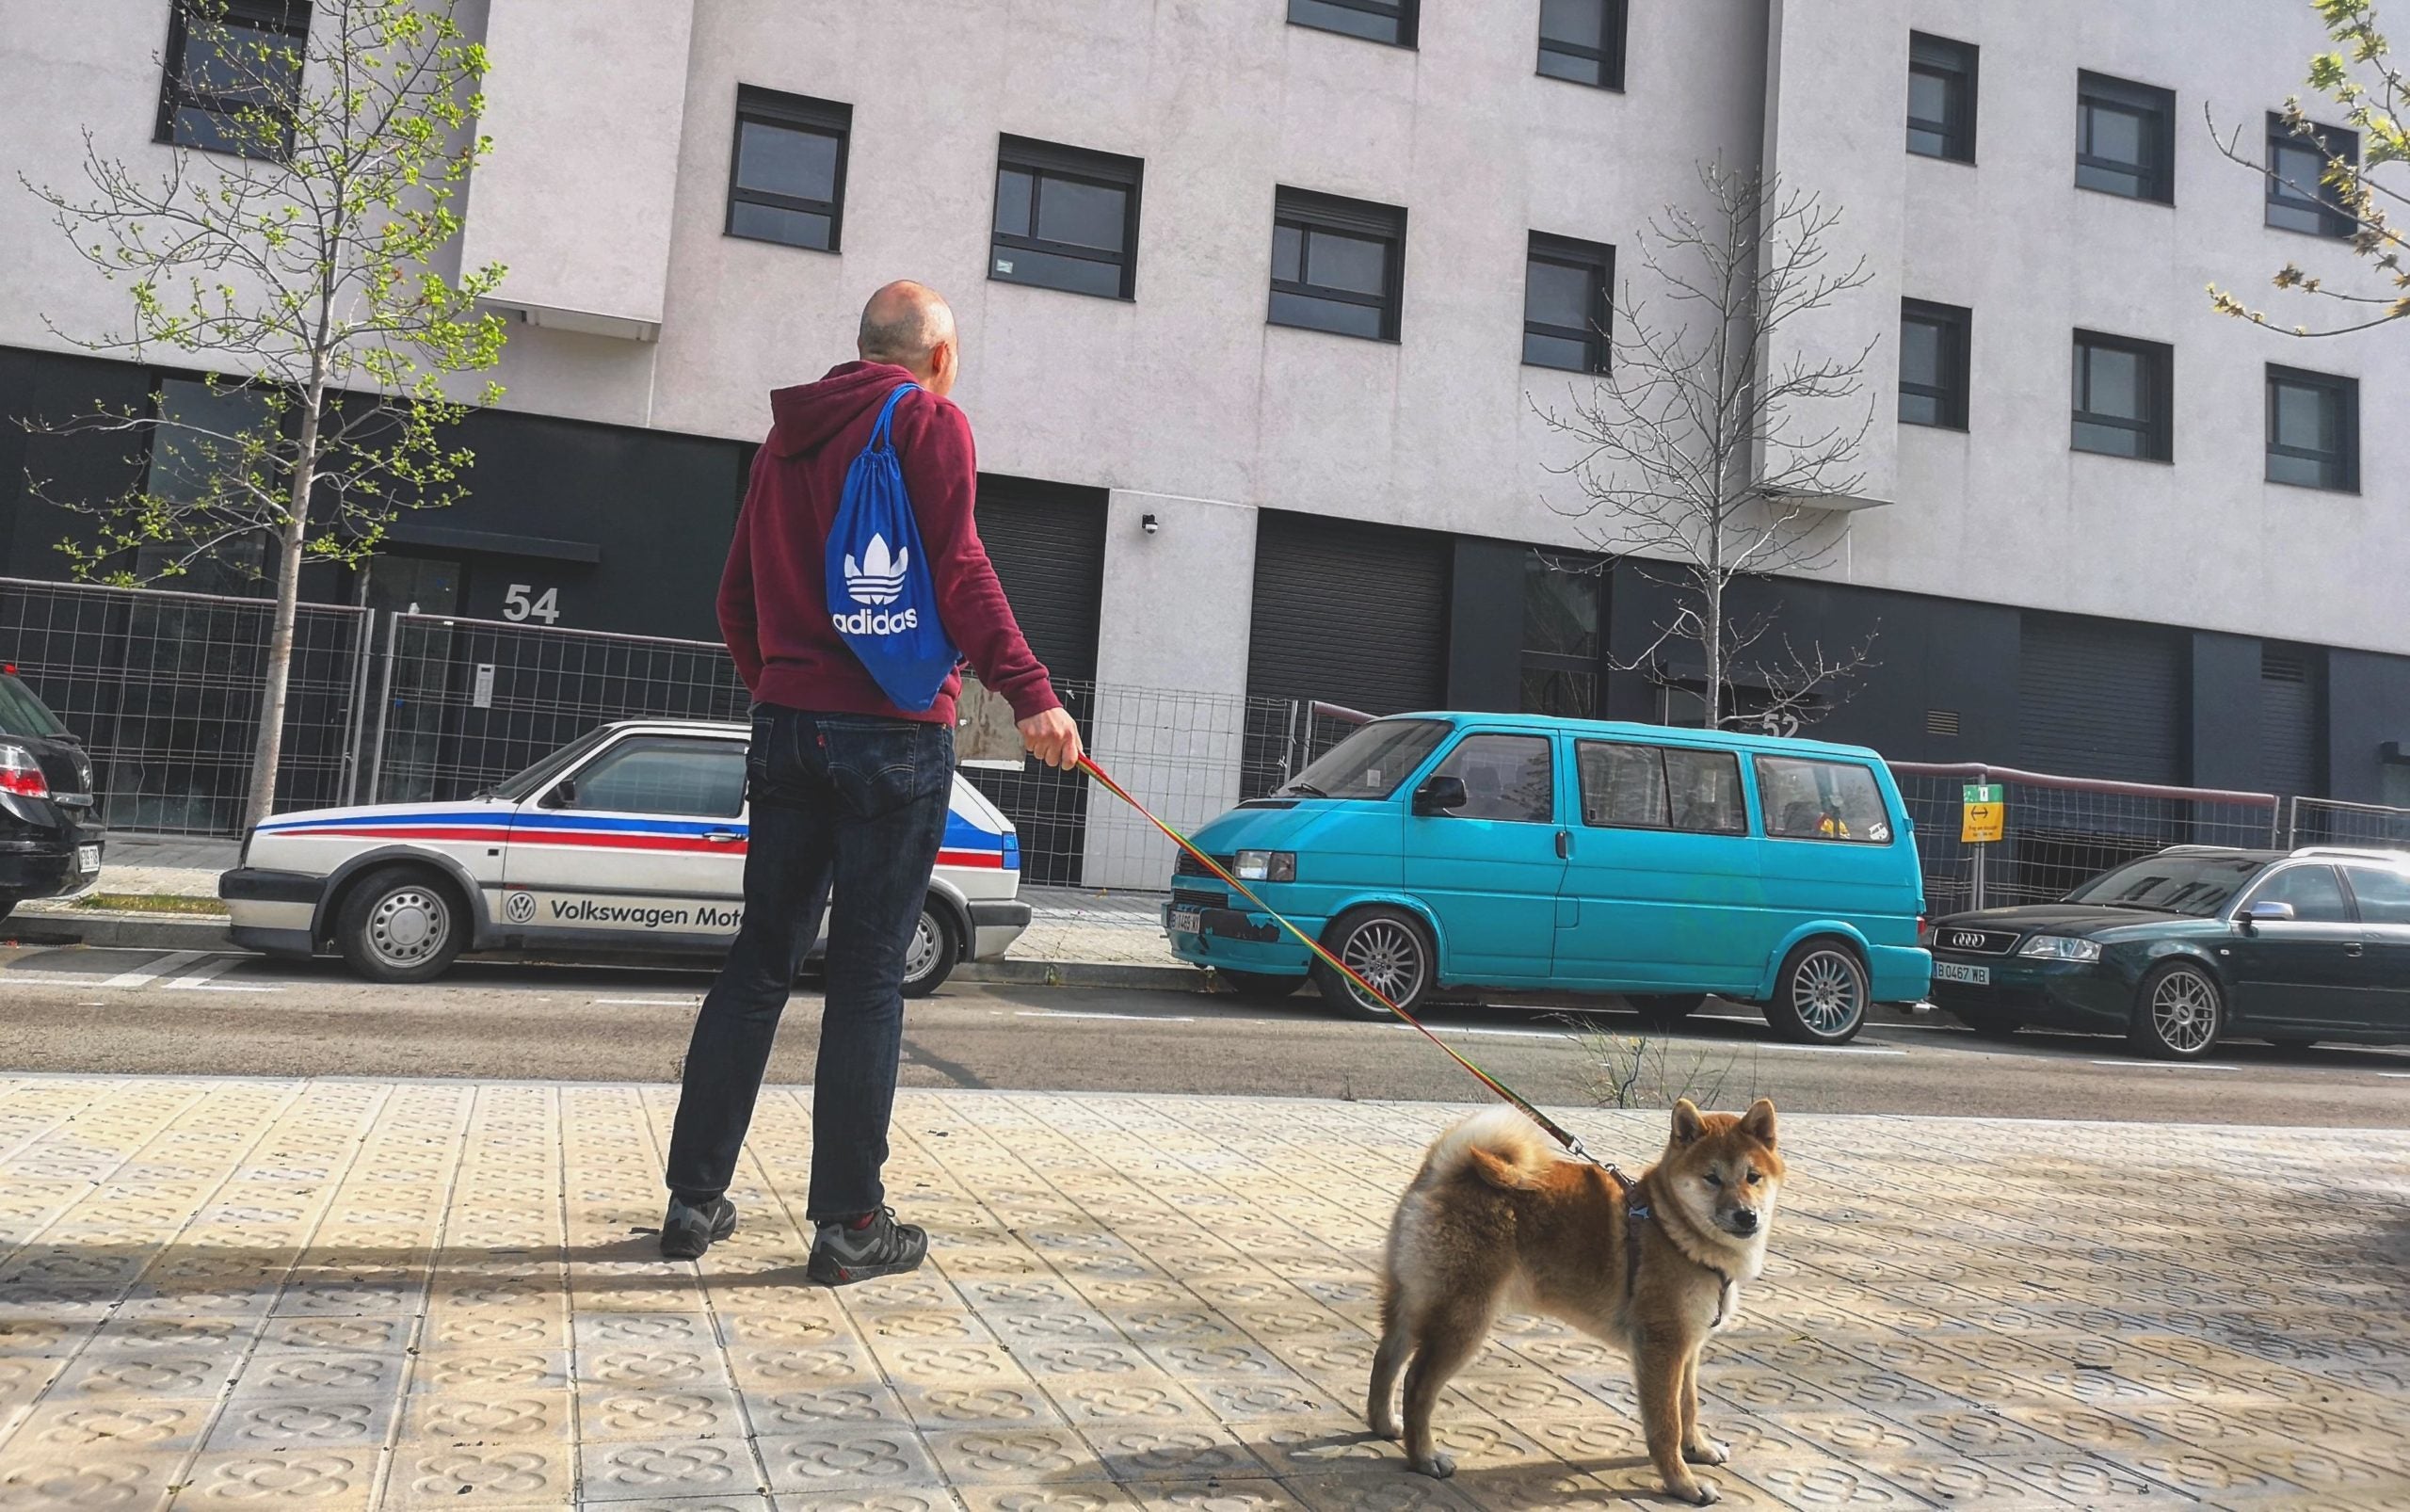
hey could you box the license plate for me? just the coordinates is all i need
[1169,909,1202,937]
[1934,961,1988,986]
[76,845,100,875]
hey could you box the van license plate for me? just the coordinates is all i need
[76,845,100,875]
[1934,961,1988,986]
[1169,909,1201,937]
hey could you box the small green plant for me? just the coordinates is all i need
[1577,1022,1759,1112]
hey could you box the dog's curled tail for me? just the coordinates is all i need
[1425,1105,1555,1190]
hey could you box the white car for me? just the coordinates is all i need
[218,718,1030,990]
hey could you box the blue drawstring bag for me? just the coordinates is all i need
[825,382,960,711]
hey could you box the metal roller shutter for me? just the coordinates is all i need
[1246,511,1450,711]
[2259,644,2322,799]
[2016,614,2184,784]
[971,476,1106,683]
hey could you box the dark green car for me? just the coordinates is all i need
[1926,845,2410,1059]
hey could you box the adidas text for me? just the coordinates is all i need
[831,606,922,636]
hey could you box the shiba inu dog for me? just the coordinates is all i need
[1369,1098,1784,1505]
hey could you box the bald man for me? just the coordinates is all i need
[664,281,1083,1282]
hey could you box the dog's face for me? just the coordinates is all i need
[1660,1098,1784,1243]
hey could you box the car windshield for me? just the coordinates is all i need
[1280,718,1449,800]
[488,726,619,801]
[0,675,67,738]
[2065,853,2268,917]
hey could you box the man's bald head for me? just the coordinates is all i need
[858,281,956,368]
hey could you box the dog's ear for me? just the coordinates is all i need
[1671,1099,1706,1145]
[1742,1098,1777,1148]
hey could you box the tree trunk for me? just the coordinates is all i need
[242,388,323,830]
[1701,576,1726,731]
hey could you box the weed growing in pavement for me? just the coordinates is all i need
[1576,1023,1759,1111]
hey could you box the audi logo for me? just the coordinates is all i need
[1949,931,1986,949]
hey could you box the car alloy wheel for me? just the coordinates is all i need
[1769,942,1868,1044]
[2135,963,2223,1060]
[337,866,467,984]
[1319,908,1434,1019]
[366,885,449,970]
[900,904,958,999]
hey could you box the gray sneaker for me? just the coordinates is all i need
[806,1208,927,1286]
[659,1196,737,1260]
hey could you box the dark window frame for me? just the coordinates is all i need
[1287,0,1419,49]
[1522,232,1613,375]
[1536,0,1628,90]
[1431,732,1557,825]
[1906,32,1979,164]
[154,0,311,157]
[1268,186,1407,344]
[724,86,852,253]
[2070,329,2174,463]
[2265,364,2359,492]
[1898,298,1972,430]
[1753,755,1897,846]
[1576,741,1747,836]
[2266,112,2359,238]
[989,136,1145,301]
[1521,552,1602,718]
[2076,71,2176,203]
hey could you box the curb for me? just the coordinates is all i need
[956,958,1205,992]
[6,909,233,952]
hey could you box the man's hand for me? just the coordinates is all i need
[1018,707,1084,771]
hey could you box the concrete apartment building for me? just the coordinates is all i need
[3,0,2406,850]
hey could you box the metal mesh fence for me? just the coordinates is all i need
[2288,796,2410,850]
[367,613,750,805]
[1,576,369,836]
[1890,763,2281,914]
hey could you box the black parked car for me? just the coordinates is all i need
[0,667,102,921]
[1928,845,2410,1059]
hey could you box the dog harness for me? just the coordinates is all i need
[1606,1166,1736,1329]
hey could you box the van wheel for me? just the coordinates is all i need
[2129,962,2224,1060]
[336,866,465,984]
[902,904,958,999]
[1631,993,1706,1027]
[1219,970,1307,1000]
[1315,908,1435,1021]
[1766,941,1868,1044]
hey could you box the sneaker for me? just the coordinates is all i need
[806,1208,927,1287]
[659,1196,738,1260]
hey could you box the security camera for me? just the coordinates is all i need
[1142,513,1160,535]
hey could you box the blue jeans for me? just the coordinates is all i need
[666,705,954,1221]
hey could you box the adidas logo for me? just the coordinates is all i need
[843,534,909,606]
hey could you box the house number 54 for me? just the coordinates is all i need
[503,584,560,624]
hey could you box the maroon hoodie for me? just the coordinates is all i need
[718,361,1059,727]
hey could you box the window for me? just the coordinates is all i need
[1269,188,1406,342]
[2345,866,2410,925]
[1432,735,1554,824]
[1906,33,1978,163]
[726,87,851,252]
[156,0,309,156]
[1538,0,1627,88]
[1522,555,1599,717]
[2245,863,2350,923]
[2076,72,2175,202]
[2266,114,2358,237]
[1899,299,1971,429]
[1523,233,1612,374]
[558,737,746,818]
[2070,330,2173,461]
[2266,365,2358,491]
[1282,718,1449,801]
[1756,757,1893,844]
[1579,743,1746,834]
[1289,0,1417,48]
[991,137,1144,300]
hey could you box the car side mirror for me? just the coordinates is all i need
[2239,899,2294,931]
[1412,775,1468,816]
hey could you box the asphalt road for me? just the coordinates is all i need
[5,941,2409,1127]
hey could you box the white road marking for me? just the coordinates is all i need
[1423,1026,1573,1041]
[2089,1059,2241,1071]
[162,957,247,990]
[99,950,209,989]
[2377,1071,2410,1079]
[1017,1009,1196,1023]
[593,996,700,1006]
[1751,1043,1907,1056]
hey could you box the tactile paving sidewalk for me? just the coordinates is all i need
[0,1079,2406,1511]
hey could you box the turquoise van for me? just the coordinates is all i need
[1165,712,1930,1043]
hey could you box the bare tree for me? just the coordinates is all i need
[1542,163,1878,732]
[19,0,506,828]
[2208,0,2409,336]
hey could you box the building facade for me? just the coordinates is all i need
[3,0,2407,839]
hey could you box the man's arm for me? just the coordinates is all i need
[716,451,768,695]
[895,396,1061,723]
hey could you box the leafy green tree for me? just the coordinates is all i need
[20,0,506,827]
[2211,0,2409,335]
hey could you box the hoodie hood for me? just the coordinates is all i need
[768,361,922,457]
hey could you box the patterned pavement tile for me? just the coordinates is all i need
[0,1079,2402,1508]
